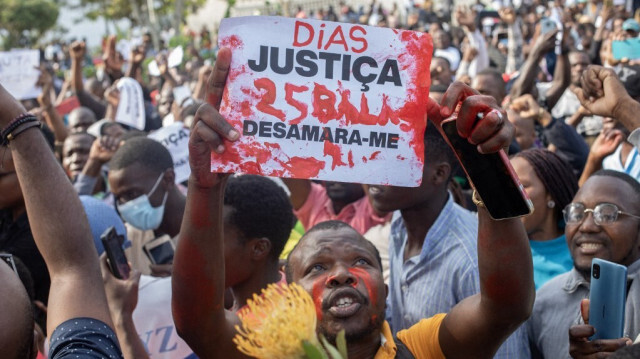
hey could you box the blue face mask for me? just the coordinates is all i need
[118,173,168,231]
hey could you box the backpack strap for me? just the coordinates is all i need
[394,335,416,359]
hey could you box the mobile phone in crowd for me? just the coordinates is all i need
[143,235,175,265]
[589,258,627,340]
[437,114,534,220]
[101,226,131,280]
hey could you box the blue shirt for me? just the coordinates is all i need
[530,235,573,290]
[49,317,123,358]
[386,195,529,358]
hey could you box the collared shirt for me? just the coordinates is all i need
[386,196,479,331]
[294,183,390,234]
[386,195,529,358]
[376,316,446,359]
[527,259,640,358]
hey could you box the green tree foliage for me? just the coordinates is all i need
[0,0,60,49]
[77,0,206,26]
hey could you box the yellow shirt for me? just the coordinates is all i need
[375,314,446,359]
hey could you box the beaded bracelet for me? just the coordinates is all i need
[6,121,41,143]
[1,115,39,146]
[1,114,38,143]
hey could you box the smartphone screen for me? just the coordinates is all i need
[147,241,175,265]
[439,118,533,219]
[101,227,130,280]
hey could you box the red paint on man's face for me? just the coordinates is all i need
[312,277,325,321]
[348,267,378,308]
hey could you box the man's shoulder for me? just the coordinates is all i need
[534,270,582,311]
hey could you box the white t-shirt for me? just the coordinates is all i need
[603,143,640,182]
[132,275,196,358]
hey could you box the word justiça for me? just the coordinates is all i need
[246,21,402,92]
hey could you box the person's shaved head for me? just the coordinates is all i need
[0,260,34,359]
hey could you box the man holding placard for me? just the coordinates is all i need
[173,16,534,359]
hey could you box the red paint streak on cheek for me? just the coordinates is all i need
[349,267,378,308]
[312,279,325,321]
[323,141,346,170]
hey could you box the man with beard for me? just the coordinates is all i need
[171,48,534,359]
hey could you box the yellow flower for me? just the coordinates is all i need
[233,282,320,359]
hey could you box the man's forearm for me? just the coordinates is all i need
[476,208,534,324]
[544,53,570,110]
[172,178,227,350]
[5,85,112,332]
[613,97,640,134]
[43,107,69,142]
[113,314,150,359]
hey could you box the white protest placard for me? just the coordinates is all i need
[115,77,146,130]
[148,122,191,183]
[213,16,432,186]
[148,60,162,77]
[168,46,184,68]
[0,49,41,100]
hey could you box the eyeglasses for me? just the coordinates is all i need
[0,253,18,275]
[563,203,640,226]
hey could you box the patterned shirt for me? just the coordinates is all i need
[49,318,123,358]
[386,195,529,358]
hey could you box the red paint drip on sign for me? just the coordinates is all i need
[323,141,346,170]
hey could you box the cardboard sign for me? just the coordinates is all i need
[213,16,432,186]
[115,77,146,130]
[148,123,191,183]
[0,49,41,100]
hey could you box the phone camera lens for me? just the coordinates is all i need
[593,264,600,279]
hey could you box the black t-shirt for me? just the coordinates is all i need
[0,210,50,303]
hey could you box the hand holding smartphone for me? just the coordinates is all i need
[437,113,534,220]
[589,258,627,340]
[101,226,131,280]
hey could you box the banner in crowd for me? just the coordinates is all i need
[148,122,191,183]
[0,49,41,100]
[213,16,432,186]
[116,77,146,130]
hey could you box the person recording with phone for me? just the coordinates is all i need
[107,137,186,276]
[526,170,640,358]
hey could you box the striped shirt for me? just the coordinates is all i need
[386,195,529,358]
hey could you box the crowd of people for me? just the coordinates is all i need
[2,0,640,358]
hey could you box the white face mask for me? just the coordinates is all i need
[117,173,168,231]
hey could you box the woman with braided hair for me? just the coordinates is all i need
[511,148,579,289]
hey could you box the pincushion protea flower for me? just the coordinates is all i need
[233,282,348,359]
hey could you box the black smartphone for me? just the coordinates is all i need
[101,226,130,280]
[438,116,534,220]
